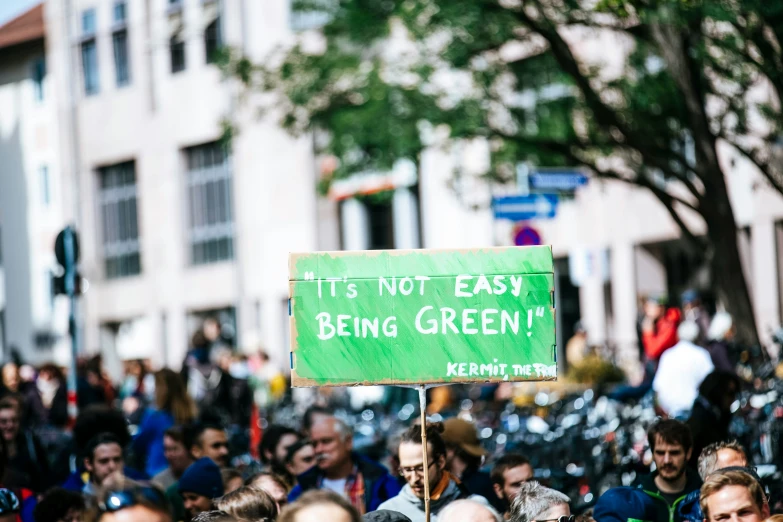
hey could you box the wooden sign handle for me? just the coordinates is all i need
[419,385,431,522]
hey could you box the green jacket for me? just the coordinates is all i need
[636,470,703,522]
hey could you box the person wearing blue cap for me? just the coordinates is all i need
[593,487,658,522]
[179,458,224,522]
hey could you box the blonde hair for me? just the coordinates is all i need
[215,486,277,522]
[700,470,765,519]
[278,491,360,522]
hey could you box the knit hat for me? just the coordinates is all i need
[362,510,413,522]
[593,487,658,522]
[178,458,224,499]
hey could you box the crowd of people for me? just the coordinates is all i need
[0,398,775,522]
[0,298,771,522]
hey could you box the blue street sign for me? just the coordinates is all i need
[529,170,588,191]
[492,193,558,221]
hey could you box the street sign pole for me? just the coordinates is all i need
[63,226,79,427]
[516,163,530,196]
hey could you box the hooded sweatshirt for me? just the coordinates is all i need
[377,477,485,522]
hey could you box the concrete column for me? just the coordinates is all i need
[752,220,779,349]
[340,198,369,251]
[393,187,420,249]
[611,242,642,380]
[167,307,188,370]
[580,276,607,347]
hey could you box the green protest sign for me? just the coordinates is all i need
[289,246,556,387]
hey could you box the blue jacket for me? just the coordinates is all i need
[288,453,401,512]
[132,409,176,477]
[677,489,702,522]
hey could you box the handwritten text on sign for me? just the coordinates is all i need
[289,247,557,387]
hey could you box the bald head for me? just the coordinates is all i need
[439,500,502,522]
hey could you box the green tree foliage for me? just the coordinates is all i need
[225,0,783,344]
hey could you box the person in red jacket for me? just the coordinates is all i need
[642,295,682,361]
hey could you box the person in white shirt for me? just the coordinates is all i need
[653,321,714,419]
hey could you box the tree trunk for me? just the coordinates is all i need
[702,171,760,346]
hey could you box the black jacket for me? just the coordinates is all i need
[462,468,504,513]
[687,397,731,468]
[6,431,52,493]
[637,470,703,522]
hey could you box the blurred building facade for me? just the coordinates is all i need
[0,5,70,365]
[0,0,781,377]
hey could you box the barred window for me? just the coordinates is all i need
[186,142,234,265]
[98,161,141,279]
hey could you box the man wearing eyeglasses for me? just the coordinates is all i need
[378,422,488,522]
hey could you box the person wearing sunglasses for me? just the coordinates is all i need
[378,422,487,522]
[93,477,172,522]
[508,481,571,522]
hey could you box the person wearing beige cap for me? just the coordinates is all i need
[441,418,502,512]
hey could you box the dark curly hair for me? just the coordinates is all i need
[648,419,693,452]
[399,422,447,459]
[34,488,85,522]
[72,405,131,459]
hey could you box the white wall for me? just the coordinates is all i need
[0,36,68,362]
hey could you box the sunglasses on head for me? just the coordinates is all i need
[0,489,19,515]
[99,485,168,514]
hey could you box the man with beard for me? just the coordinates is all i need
[288,416,399,514]
[378,423,487,522]
[490,454,534,519]
[637,420,702,522]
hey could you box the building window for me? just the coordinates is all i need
[113,30,130,86]
[186,142,234,265]
[367,198,395,250]
[170,35,186,73]
[114,1,127,23]
[81,11,98,95]
[39,166,50,207]
[82,9,96,34]
[32,57,45,101]
[204,18,221,64]
[186,307,236,348]
[81,40,99,95]
[98,161,141,279]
